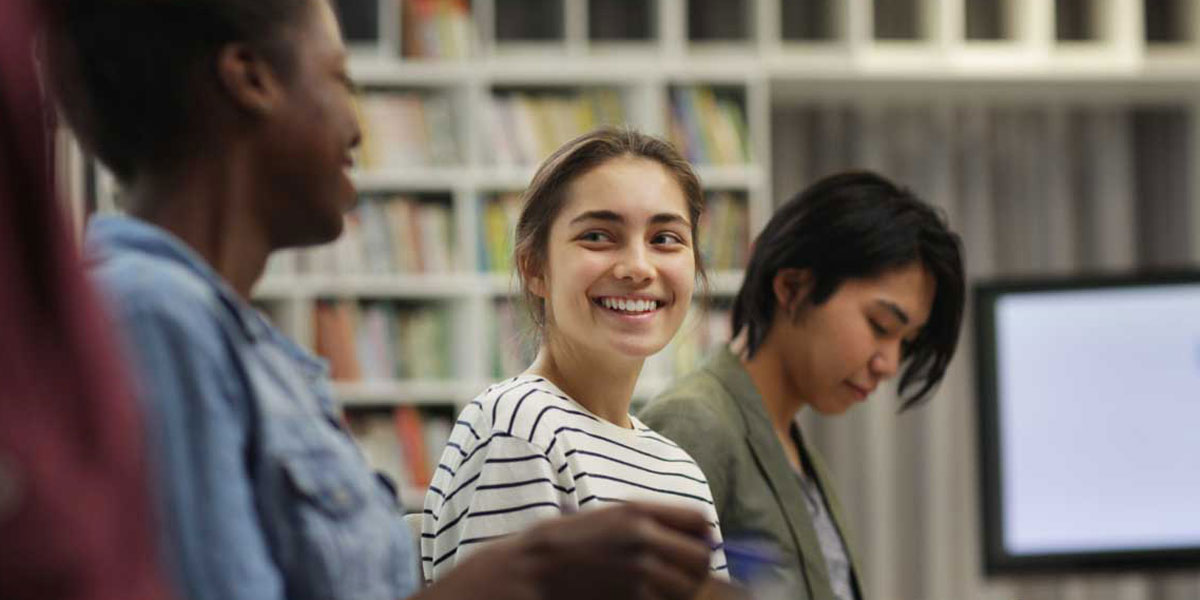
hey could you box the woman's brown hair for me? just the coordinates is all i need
[514,127,708,330]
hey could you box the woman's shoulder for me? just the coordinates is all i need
[466,376,598,450]
[638,368,741,436]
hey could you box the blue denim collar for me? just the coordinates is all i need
[86,214,271,343]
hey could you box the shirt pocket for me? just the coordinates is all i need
[281,451,390,599]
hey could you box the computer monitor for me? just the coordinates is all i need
[974,272,1200,574]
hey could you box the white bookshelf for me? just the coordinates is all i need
[233,0,1200,409]
[82,0,1200,512]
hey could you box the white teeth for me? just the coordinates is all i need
[598,297,659,313]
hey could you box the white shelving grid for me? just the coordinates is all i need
[83,0,1200,515]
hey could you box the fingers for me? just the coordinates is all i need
[627,502,711,542]
[629,513,711,581]
[631,554,708,600]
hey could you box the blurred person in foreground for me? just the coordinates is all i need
[0,0,169,598]
[641,172,966,600]
[41,1,721,599]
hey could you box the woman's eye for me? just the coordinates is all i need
[869,319,888,336]
[578,231,612,243]
[651,232,684,245]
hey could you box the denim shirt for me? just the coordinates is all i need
[86,215,419,600]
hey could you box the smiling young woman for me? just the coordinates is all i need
[421,128,729,584]
[639,171,966,600]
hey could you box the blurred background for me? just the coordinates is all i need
[56,1,1200,598]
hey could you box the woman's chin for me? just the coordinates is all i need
[604,337,670,361]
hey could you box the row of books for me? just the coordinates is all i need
[314,300,454,381]
[477,192,522,273]
[669,86,751,165]
[486,88,627,166]
[354,86,749,170]
[304,197,457,275]
[348,407,454,491]
[356,91,459,169]
[401,0,472,59]
[698,191,751,271]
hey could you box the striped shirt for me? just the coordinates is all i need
[420,375,728,583]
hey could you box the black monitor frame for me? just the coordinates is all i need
[974,270,1200,575]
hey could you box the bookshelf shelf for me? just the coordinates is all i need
[353,168,471,192]
[333,380,481,406]
[305,274,479,298]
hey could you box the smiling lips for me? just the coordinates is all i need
[594,296,663,314]
[846,382,874,400]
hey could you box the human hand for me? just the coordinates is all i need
[416,502,714,600]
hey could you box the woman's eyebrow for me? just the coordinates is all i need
[874,300,910,325]
[568,210,622,225]
[650,213,689,226]
[567,211,689,226]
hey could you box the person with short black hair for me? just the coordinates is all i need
[640,171,967,600]
[42,1,719,599]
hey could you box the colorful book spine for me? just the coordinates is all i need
[487,89,628,165]
[668,86,750,165]
[303,196,455,275]
[358,90,460,169]
[313,300,453,380]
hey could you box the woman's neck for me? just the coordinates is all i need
[734,333,806,440]
[126,156,272,300]
[526,334,642,428]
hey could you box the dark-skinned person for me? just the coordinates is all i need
[640,171,966,600]
[41,1,719,599]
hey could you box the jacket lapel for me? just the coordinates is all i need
[795,425,866,598]
[706,350,836,600]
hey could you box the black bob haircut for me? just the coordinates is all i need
[42,0,311,183]
[732,170,966,410]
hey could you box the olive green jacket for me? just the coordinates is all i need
[639,348,864,600]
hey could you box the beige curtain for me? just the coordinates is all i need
[771,101,1200,600]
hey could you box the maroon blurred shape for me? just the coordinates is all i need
[0,1,170,599]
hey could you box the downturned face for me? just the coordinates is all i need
[532,157,696,362]
[772,262,936,415]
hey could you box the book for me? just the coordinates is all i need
[313,301,453,380]
[402,0,472,59]
[487,89,629,165]
[314,300,363,381]
[358,90,461,169]
[393,406,431,486]
[668,86,750,165]
[478,193,523,273]
[304,197,455,275]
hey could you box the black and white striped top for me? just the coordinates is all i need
[420,375,728,583]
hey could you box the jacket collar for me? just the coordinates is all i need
[704,346,863,599]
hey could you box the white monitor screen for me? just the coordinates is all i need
[977,277,1200,572]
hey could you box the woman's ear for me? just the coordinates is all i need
[772,268,813,317]
[518,253,548,299]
